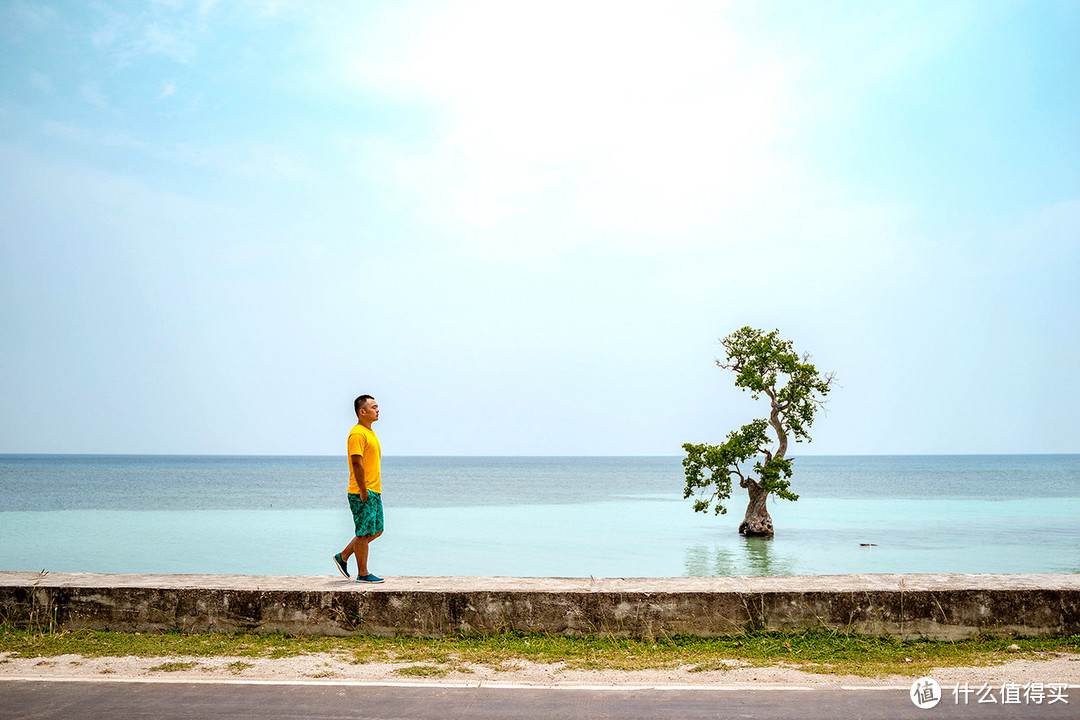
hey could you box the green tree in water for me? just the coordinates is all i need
[683,327,836,536]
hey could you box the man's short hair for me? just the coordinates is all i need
[354,395,375,416]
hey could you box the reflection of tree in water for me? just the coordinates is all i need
[684,546,739,576]
[741,536,794,575]
[684,538,795,576]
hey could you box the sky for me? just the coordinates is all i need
[1,0,1078,456]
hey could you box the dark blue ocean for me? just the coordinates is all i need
[1,455,1077,576]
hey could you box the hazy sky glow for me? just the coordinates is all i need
[1,0,1078,455]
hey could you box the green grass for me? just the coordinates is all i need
[304,663,337,679]
[147,661,199,673]
[395,665,450,677]
[226,660,254,674]
[2,625,1077,678]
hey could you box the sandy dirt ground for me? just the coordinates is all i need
[2,651,1078,690]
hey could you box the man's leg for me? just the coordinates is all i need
[354,536,370,576]
[341,532,381,574]
[340,537,356,565]
[354,532,382,576]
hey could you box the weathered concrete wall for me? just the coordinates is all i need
[2,572,1078,640]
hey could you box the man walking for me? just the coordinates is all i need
[333,394,385,583]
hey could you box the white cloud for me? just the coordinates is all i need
[41,120,144,149]
[79,81,109,109]
[28,71,54,94]
[40,119,317,183]
[139,22,197,64]
[335,0,871,259]
[159,142,318,182]
[6,0,58,30]
[89,6,126,50]
[88,4,199,67]
[246,0,296,18]
[1001,196,1080,264]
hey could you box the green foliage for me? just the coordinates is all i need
[683,327,834,517]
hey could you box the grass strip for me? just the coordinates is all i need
[2,625,1077,678]
[146,661,199,673]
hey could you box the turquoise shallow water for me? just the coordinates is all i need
[1,455,1078,576]
[3,497,1078,577]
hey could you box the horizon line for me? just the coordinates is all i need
[2,452,1078,459]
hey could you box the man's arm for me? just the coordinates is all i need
[351,454,368,502]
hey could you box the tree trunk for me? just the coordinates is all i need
[739,478,774,536]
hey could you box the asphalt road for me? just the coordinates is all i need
[2,680,1076,720]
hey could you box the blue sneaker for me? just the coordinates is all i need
[333,553,349,578]
[357,573,384,583]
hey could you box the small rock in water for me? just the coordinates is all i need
[859,543,878,547]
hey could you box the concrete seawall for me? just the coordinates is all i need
[2,572,1078,640]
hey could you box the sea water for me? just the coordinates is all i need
[1,455,1077,577]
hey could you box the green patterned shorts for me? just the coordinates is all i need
[348,491,384,537]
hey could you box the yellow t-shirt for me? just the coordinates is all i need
[346,424,381,495]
